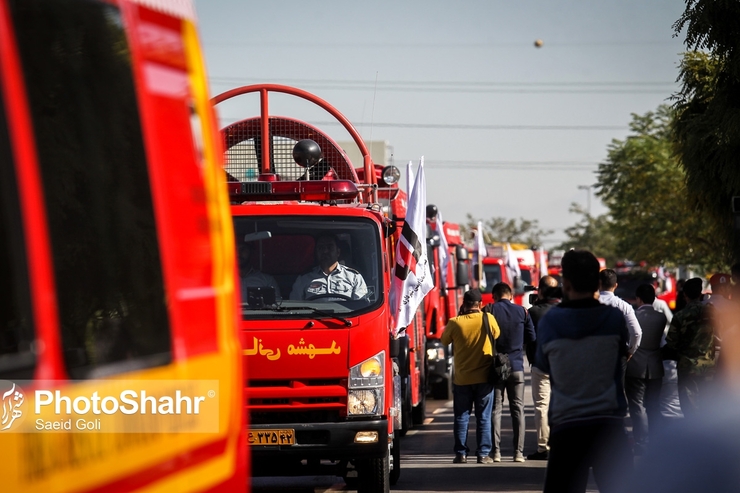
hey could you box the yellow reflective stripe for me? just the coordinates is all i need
[181,20,239,357]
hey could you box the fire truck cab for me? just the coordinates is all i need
[213,84,404,492]
[475,246,530,307]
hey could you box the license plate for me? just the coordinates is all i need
[249,429,295,446]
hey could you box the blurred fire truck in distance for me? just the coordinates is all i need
[614,262,678,309]
[423,207,471,400]
[0,0,247,491]
[213,84,414,491]
[474,245,535,308]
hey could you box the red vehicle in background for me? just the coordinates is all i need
[423,207,471,400]
[474,246,532,308]
[0,1,247,491]
[213,84,417,491]
[614,262,678,309]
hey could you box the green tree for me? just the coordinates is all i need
[554,204,619,266]
[672,1,740,262]
[462,214,553,247]
[595,105,726,270]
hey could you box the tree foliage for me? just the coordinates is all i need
[672,1,740,263]
[462,214,553,247]
[554,204,619,266]
[595,105,727,270]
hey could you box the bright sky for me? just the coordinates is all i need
[195,0,687,246]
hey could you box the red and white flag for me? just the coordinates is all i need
[390,158,434,337]
[474,221,487,290]
[435,211,450,287]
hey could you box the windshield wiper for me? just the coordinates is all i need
[290,306,353,327]
[241,303,352,327]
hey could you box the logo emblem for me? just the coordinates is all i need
[0,380,26,431]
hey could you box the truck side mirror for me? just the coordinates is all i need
[473,264,480,281]
[457,261,469,286]
[456,245,468,259]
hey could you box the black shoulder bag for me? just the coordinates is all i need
[483,312,511,385]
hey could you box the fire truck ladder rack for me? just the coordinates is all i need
[212,84,378,204]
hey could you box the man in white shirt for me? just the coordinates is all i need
[598,269,642,356]
[653,287,683,420]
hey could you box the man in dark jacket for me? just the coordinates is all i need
[535,250,633,493]
[485,282,536,462]
[525,275,561,460]
[626,283,666,454]
[665,277,716,418]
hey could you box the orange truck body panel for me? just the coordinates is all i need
[0,1,247,491]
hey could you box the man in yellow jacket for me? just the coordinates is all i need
[442,289,501,464]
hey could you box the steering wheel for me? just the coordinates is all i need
[306,293,354,301]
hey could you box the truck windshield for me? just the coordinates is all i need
[616,271,655,304]
[233,216,382,319]
[514,268,533,294]
[482,264,502,293]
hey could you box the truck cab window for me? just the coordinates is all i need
[234,216,382,319]
[0,91,35,379]
[11,0,171,377]
[483,264,502,294]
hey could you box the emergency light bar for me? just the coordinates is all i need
[227,179,360,202]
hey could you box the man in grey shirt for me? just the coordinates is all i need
[290,233,367,300]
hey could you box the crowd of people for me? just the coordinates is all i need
[441,250,740,493]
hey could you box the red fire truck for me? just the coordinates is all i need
[213,84,413,491]
[475,246,532,307]
[614,262,678,309]
[424,208,471,399]
[0,0,247,491]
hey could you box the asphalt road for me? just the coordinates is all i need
[252,368,601,493]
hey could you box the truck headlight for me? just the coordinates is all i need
[349,351,384,388]
[426,347,445,361]
[348,351,385,416]
[348,389,379,415]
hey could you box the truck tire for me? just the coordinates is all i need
[400,377,411,436]
[412,378,426,425]
[390,434,400,485]
[357,453,390,493]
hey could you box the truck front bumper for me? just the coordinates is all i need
[249,418,388,462]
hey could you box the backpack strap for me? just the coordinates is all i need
[481,312,496,355]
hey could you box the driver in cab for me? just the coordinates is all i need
[290,233,368,300]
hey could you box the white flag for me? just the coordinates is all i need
[435,211,450,287]
[406,160,414,196]
[538,246,548,279]
[506,242,521,284]
[390,158,434,336]
[474,221,487,290]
